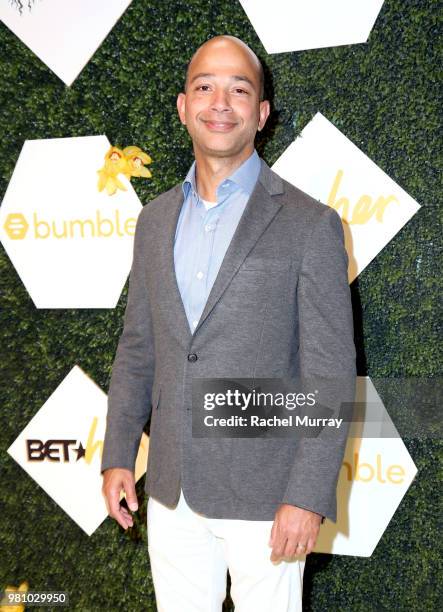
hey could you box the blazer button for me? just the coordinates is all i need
[187,353,198,362]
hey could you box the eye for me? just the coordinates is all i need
[196,84,211,92]
[233,87,249,95]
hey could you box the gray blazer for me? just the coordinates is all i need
[101,158,356,522]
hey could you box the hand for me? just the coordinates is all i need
[268,504,322,562]
[102,468,138,530]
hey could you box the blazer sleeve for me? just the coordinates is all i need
[281,206,356,522]
[100,209,155,474]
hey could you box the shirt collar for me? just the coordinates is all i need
[182,161,198,199]
[182,149,261,200]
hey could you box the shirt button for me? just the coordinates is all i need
[192,320,198,328]
[187,353,198,362]
[196,271,204,280]
[205,223,215,232]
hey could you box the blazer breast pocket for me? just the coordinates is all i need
[241,257,290,272]
[219,257,290,316]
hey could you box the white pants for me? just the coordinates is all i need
[147,489,305,612]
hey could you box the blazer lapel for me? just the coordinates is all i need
[157,184,194,348]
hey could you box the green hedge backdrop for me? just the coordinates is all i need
[1,0,441,610]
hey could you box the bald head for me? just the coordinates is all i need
[185,35,265,101]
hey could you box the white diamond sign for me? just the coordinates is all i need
[0,0,133,86]
[273,112,421,282]
[239,0,385,54]
[0,135,143,308]
[7,365,149,536]
[315,377,417,556]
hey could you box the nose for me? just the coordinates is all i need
[210,88,231,113]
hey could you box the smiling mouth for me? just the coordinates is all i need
[202,120,237,132]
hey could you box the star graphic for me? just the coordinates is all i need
[74,442,86,461]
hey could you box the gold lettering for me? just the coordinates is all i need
[376,453,386,483]
[342,453,406,484]
[374,195,398,222]
[96,210,113,237]
[124,218,136,235]
[351,195,375,225]
[387,464,405,484]
[52,220,68,239]
[69,218,95,238]
[85,417,103,464]
[354,452,374,482]
[327,170,398,225]
[29,210,136,239]
[115,209,124,237]
[327,169,350,222]
[33,213,50,239]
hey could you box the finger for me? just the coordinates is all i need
[121,507,133,521]
[107,486,122,519]
[294,542,308,556]
[115,509,131,530]
[305,536,317,555]
[119,502,135,523]
[108,488,131,529]
[268,521,276,547]
[124,479,138,512]
[115,506,132,530]
[282,537,298,559]
[270,536,288,563]
[120,510,134,528]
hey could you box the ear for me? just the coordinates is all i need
[257,100,270,132]
[177,93,186,125]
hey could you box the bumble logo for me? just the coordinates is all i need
[327,169,399,225]
[310,377,418,556]
[4,210,136,240]
[4,213,29,240]
[0,136,143,307]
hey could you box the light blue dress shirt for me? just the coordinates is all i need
[174,149,261,333]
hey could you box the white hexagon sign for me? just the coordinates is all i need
[273,112,421,283]
[0,0,133,86]
[0,135,142,308]
[7,365,149,536]
[315,377,417,556]
[239,0,385,54]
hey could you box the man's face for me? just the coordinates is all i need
[177,39,270,159]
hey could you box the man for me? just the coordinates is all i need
[101,35,356,611]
